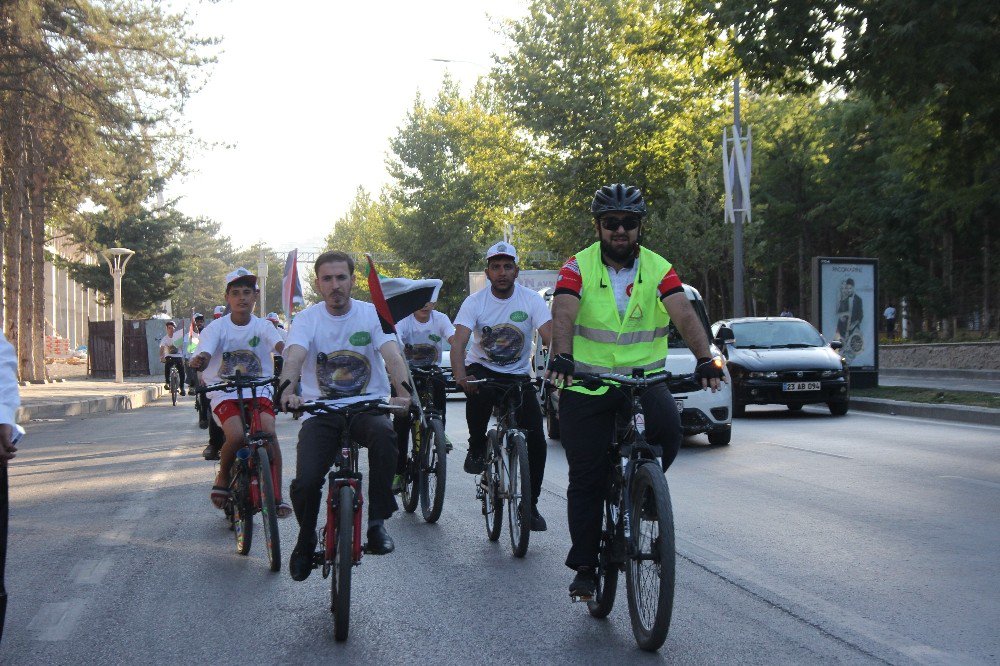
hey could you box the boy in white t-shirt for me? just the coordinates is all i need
[190,268,289,517]
[451,242,553,531]
[277,251,412,580]
[392,301,455,491]
[159,321,187,395]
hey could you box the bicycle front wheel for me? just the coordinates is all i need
[331,484,355,641]
[231,463,253,556]
[506,432,531,558]
[170,370,179,406]
[256,445,281,572]
[483,430,502,542]
[625,462,675,651]
[419,418,447,523]
[401,423,420,513]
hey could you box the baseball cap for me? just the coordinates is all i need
[213,305,226,318]
[266,312,279,322]
[485,241,518,263]
[193,312,204,320]
[224,267,257,291]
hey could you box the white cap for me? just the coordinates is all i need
[224,267,257,291]
[213,305,226,317]
[485,241,518,263]
[266,311,279,322]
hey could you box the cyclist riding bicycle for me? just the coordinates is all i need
[277,251,412,580]
[546,184,725,598]
[188,313,226,459]
[159,321,186,396]
[392,299,455,493]
[452,242,553,531]
[189,268,290,517]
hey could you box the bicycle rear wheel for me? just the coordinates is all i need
[231,463,253,556]
[482,429,502,542]
[588,499,621,618]
[419,418,447,523]
[625,462,675,651]
[506,432,531,558]
[331,484,355,641]
[256,445,281,572]
[401,423,420,513]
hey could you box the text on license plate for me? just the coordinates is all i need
[783,381,820,391]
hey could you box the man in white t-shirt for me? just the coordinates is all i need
[452,242,553,531]
[190,268,289,517]
[1,328,20,465]
[392,301,455,491]
[277,251,412,580]
[159,321,187,395]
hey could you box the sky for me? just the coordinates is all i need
[167,0,528,254]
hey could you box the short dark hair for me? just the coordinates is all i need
[314,250,355,276]
[845,278,855,286]
[226,276,258,294]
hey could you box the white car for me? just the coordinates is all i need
[536,284,733,446]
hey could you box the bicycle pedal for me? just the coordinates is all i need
[569,593,593,603]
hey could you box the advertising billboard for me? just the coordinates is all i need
[811,258,878,384]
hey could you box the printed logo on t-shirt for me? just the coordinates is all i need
[316,350,371,398]
[248,335,260,347]
[166,344,179,355]
[406,343,438,366]
[221,350,263,378]
[428,334,441,342]
[510,310,528,323]
[348,331,372,346]
[481,324,524,367]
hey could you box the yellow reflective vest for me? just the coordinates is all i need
[568,242,672,395]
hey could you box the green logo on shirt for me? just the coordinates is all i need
[510,311,528,323]
[249,335,260,347]
[349,331,371,346]
[429,334,441,342]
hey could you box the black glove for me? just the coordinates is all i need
[548,353,575,376]
[695,356,725,381]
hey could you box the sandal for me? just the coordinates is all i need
[210,485,230,510]
[276,500,293,519]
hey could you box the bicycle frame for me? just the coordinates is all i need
[324,434,364,566]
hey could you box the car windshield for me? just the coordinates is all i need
[730,321,825,349]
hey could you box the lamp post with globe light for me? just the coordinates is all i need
[101,247,135,383]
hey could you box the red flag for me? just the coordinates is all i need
[366,255,396,334]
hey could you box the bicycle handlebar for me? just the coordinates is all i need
[195,374,276,394]
[570,371,699,391]
[289,395,406,417]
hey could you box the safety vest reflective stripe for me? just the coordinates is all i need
[573,324,670,345]
[574,359,666,375]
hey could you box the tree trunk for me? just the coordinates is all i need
[2,99,24,372]
[16,108,34,378]
[29,125,47,381]
[984,222,992,336]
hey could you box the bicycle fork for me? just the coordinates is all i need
[326,472,364,564]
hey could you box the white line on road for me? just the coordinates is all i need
[28,600,87,641]
[939,475,1000,490]
[764,442,853,459]
[70,558,113,585]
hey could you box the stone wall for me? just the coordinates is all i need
[880,342,1000,370]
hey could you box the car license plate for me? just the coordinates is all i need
[675,399,684,412]
[782,381,820,391]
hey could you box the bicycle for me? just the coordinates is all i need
[168,364,181,406]
[195,372,282,572]
[469,377,534,558]
[567,370,693,652]
[398,365,448,523]
[290,395,403,641]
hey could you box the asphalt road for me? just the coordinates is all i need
[2,397,997,665]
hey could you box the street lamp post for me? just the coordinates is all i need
[257,248,269,316]
[101,247,135,383]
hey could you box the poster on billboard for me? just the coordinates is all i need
[811,258,878,376]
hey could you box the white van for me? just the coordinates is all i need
[535,284,733,445]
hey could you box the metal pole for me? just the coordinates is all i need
[732,76,746,317]
[257,248,268,317]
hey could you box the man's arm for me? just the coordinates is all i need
[546,294,580,385]
[1,330,20,461]
[661,292,723,390]
[277,343,307,410]
[379,340,412,409]
[450,325,476,394]
[537,320,553,348]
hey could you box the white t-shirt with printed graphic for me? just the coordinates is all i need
[396,310,455,367]
[195,314,283,409]
[455,283,551,375]
[159,331,185,358]
[286,300,396,413]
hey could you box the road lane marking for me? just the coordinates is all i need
[765,442,852,459]
[939,475,1000,490]
[70,558,113,585]
[29,600,87,641]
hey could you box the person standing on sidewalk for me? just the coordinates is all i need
[883,304,896,338]
[159,321,186,396]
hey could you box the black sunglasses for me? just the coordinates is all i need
[600,216,641,231]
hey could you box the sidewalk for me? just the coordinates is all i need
[850,368,1000,426]
[16,375,165,422]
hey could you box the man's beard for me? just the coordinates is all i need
[600,237,638,264]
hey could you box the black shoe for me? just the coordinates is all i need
[202,443,221,461]
[464,452,485,474]
[180,389,186,396]
[289,532,317,581]
[198,412,209,429]
[164,383,170,390]
[569,567,597,599]
[530,506,547,532]
[365,524,395,555]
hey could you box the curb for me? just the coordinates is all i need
[16,384,164,422]
[849,397,1000,426]
[880,368,1000,381]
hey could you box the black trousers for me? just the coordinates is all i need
[163,356,185,390]
[560,383,681,570]
[290,412,398,537]
[394,373,448,473]
[464,363,547,507]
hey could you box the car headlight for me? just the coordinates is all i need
[748,371,779,379]
[820,369,843,378]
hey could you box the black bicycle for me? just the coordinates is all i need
[470,377,534,558]
[398,365,448,523]
[196,373,282,572]
[168,364,181,406]
[568,370,696,652]
[291,395,403,642]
